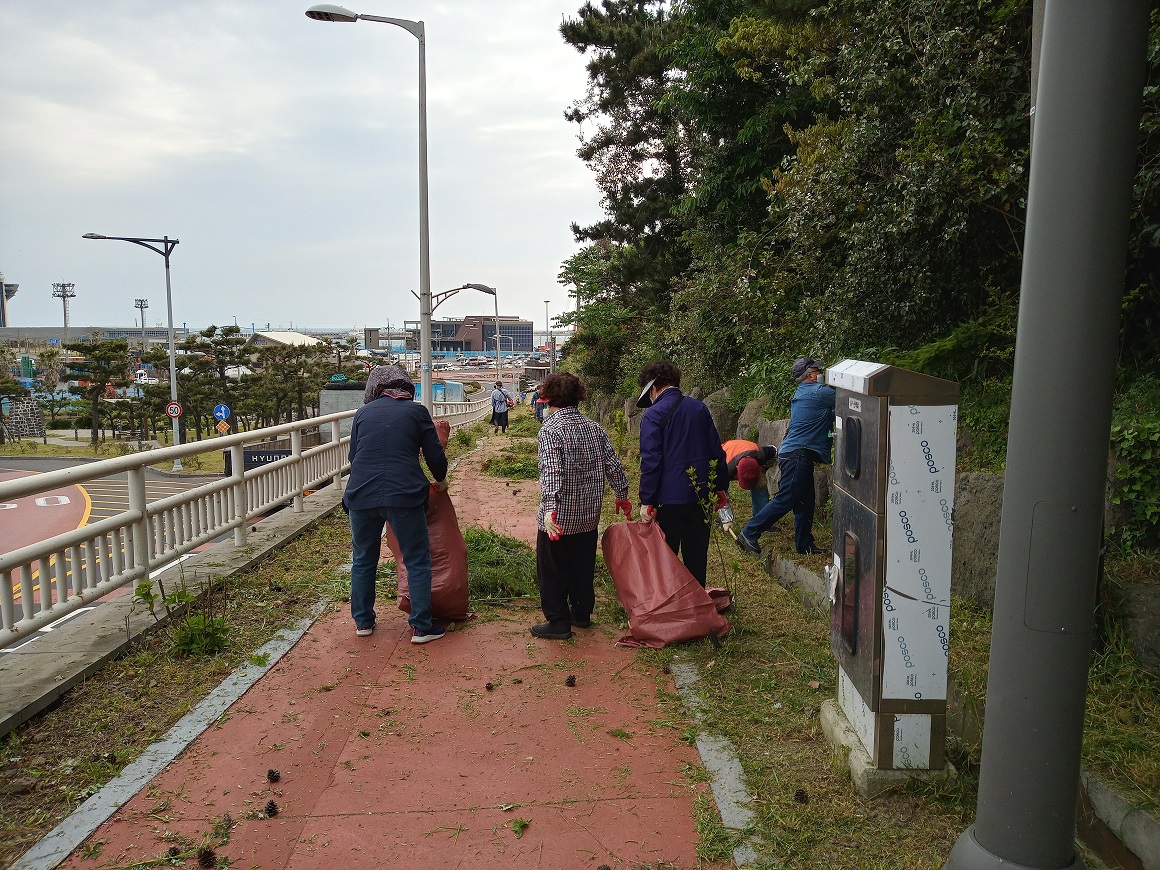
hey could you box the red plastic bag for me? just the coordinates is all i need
[387,483,471,622]
[600,521,732,648]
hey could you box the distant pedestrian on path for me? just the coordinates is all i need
[343,365,449,644]
[490,381,513,433]
[636,362,727,587]
[533,372,632,640]
[737,358,835,556]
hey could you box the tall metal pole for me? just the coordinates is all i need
[52,283,76,346]
[134,299,149,352]
[161,239,183,470]
[304,7,432,409]
[415,21,433,412]
[945,2,1150,868]
[493,294,501,389]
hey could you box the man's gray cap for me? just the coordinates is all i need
[792,358,823,382]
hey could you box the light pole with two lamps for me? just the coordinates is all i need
[305,4,435,410]
[83,233,183,470]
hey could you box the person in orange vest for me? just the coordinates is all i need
[721,439,778,514]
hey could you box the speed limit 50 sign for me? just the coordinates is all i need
[166,401,183,419]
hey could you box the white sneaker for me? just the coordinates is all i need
[355,626,374,637]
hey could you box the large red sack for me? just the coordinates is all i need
[600,520,732,648]
[386,483,471,622]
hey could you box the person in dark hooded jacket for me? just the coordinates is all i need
[344,365,448,644]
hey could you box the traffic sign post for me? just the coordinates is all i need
[166,401,183,419]
[215,420,230,435]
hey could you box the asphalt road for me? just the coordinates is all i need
[0,458,216,652]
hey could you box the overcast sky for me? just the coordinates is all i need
[0,0,604,335]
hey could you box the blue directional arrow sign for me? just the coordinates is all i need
[213,403,231,421]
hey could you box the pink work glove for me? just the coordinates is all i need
[614,498,633,519]
[546,511,563,541]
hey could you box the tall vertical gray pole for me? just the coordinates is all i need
[415,21,433,412]
[945,2,1149,868]
[162,239,183,471]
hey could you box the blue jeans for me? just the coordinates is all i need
[349,505,434,633]
[741,451,817,553]
[750,486,770,515]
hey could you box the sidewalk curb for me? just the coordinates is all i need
[12,602,330,870]
[670,659,764,867]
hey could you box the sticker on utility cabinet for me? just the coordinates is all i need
[884,403,957,606]
[881,587,950,700]
[892,714,932,769]
[882,403,957,703]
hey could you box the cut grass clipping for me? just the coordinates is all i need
[464,526,537,600]
[480,439,538,480]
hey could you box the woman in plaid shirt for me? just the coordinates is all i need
[531,372,632,640]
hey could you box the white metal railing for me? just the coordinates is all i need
[0,398,492,648]
[432,395,494,431]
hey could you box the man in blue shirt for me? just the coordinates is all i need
[637,362,728,586]
[738,358,835,556]
[344,365,448,644]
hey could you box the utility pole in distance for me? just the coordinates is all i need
[134,299,149,352]
[52,283,76,346]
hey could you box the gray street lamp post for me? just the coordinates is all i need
[305,4,434,410]
[492,334,514,392]
[83,234,183,471]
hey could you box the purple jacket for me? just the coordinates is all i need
[639,388,728,506]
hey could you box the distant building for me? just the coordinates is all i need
[402,315,534,353]
[248,331,323,348]
[0,325,178,349]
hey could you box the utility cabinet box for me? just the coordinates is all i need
[825,360,959,770]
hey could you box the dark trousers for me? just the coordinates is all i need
[656,502,710,587]
[349,504,433,633]
[536,529,598,630]
[742,450,818,553]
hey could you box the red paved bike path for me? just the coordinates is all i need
[61,609,712,869]
[57,441,721,868]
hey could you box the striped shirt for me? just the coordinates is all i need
[537,407,630,535]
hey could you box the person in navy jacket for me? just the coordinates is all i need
[636,362,728,586]
[737,357,835,556]
[344,365,448,644]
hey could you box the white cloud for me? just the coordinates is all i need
[0,0,604,329]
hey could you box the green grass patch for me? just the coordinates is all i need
[464,526,538,600]
[505,413,541,437]
[480,439,539,480]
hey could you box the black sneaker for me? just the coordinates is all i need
[570,616,592,629]
[737,532,762,556]
[798,545,826,556]
[530,623,572,640]
[411,626,446,645]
